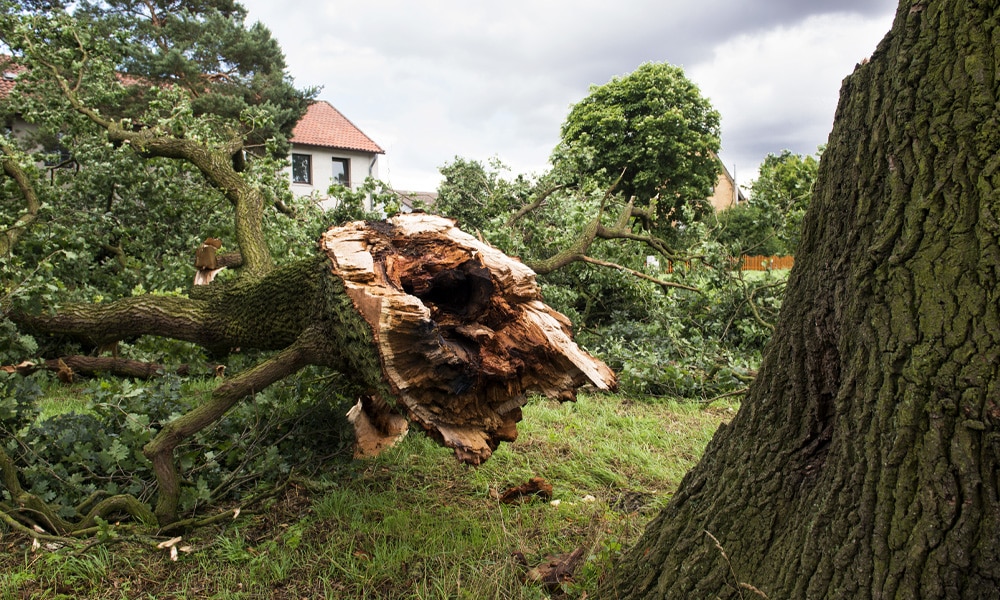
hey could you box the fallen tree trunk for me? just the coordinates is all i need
[6,213,616,527]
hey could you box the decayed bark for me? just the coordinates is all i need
[609,2,1000,598]
[7,214,615,526]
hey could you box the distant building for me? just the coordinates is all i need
[393,190,438,213]
[2,61,38,140]
[287,100,384,209]
[707,160,747,211]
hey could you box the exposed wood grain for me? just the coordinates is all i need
[322,214,616,464]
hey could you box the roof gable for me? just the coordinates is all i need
[290,100,384,154]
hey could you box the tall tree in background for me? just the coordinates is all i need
[554,62,721,232]
[610,1,1000,597]
[11,0,313,155]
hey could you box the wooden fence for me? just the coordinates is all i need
[739,255,795,271]
[663,255,794,273]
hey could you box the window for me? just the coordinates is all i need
[331,158,350,188]
[292,153,312,184]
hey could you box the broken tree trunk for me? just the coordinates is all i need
[323,214,617,464]
[7,213,615,527]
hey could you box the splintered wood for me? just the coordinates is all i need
[321,214,617,464]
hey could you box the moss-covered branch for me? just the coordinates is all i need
[143,330,319,524]
[10,257,329,352]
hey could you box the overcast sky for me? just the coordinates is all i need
[240,1,899,193]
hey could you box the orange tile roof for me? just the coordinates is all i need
[0,57,25,99]
[290,100,384,154]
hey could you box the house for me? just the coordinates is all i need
[707,160,747,211]
[287,100,384,208]
[1,62,35,140]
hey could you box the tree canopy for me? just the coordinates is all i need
[554,62,721,229]
[2,0,314,155]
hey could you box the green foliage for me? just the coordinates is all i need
[18,0,316,155]
[715,148,821,255]
[554,62,721,229]
[712,202,788,256]
[326,177,401,224]
[0,3,323,311]
[0,368,356,519]
[435,157,532,231]
[577,239,785,400]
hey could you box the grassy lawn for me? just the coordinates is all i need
[0,393,735,599]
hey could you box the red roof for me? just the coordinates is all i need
[0,57,25,99]
[290,101,384,154]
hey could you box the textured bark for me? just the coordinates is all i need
[610,2,1000,598]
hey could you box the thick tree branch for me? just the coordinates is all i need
[506,183,567,227]
[143,330,318,524]
[0,139,41,256]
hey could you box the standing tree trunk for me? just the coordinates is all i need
[610,2,1000,598]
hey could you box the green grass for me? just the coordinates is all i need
[0,393,735,599]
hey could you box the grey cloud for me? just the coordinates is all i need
[241,0,899,190]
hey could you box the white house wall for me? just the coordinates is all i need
[286,145,379,209]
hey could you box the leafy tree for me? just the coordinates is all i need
[5,0,314,155]
[434,157,531,232]
[711,202,787,256]
[554,62,721,231]
[610,1,1000,596]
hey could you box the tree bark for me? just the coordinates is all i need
[610,2,1000,598]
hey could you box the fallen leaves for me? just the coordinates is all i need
[497,477,553,504]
